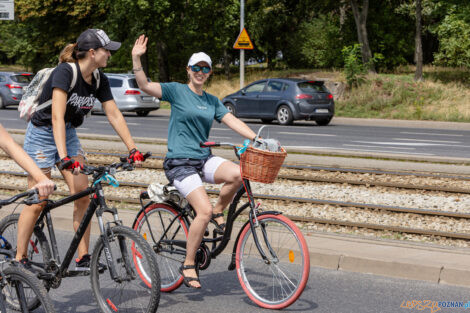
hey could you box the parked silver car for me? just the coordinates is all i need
[0,72,34,109]
[92,73,159,116]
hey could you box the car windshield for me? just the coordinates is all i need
[297,81,327,93]
[11,74,33,83]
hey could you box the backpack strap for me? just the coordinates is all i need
[93,69,100,90]
[35,63,78,112]
[68,62,78,92]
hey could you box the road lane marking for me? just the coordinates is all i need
[283,145,434,155]
[400,131,463,137]
[278,132,336,136]
[343,144,415,150]
[393,138,460,144]
[0,118,18,121]
[352,141,445,146]
[334,147,434,155]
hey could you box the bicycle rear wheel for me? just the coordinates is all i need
[90,225,160,313]
[2,265,56,313]
[236,213,310,309]
[133,203,188,292]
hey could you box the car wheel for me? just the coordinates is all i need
[277,105,293,125]
[225,103,236,116]
[316,117,332,126]
[261,118,273,124]
[136,110,150,117]
[0,96,5,109]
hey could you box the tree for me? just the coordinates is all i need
[350,0,375,73]
[414,0,423,81]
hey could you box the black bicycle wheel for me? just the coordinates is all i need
[0,214,52,264]
[236,214,310,309]
[90,225,160,313]
[0,214,52,310]
[2,265,56,313]
[133,203,189,292]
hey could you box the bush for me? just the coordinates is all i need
[433,7,470,68]
[342,44,366,88]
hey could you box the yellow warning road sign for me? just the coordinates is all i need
[233,28,254,50]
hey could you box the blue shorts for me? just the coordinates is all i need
[23,122,84,170]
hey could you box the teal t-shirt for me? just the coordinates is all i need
[161,82,229,159]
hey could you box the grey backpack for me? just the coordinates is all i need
[18,63,99,121]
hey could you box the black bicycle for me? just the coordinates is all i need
[0,157,160,313]
[0,190,56,313]
[132,142,310,309]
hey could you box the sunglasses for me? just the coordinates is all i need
[190,65,211,74]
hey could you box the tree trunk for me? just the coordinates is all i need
[156,41,170,82]
[350,0,375,73]
[223,48,231,80]
[414,0,423,82]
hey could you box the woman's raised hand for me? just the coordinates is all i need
[132,34,148,58]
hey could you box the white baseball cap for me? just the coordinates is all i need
[187,52,212,68]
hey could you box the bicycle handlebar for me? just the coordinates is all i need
[80,152,152,176]
[0,189,41,207]
[200,141,235,148]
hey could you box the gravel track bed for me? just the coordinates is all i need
[2,156,470,248]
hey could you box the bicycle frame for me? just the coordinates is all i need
[32,181,123,283]
[137,175,281,270]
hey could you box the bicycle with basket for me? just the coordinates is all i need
[132,127,310,309]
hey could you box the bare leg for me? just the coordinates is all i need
[212,161,242,226]
[59,155,91,259]
[16,170,51,260]
[183,187,213,288]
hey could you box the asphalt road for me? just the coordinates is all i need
[2,107,470,159]
[18,230,466,313]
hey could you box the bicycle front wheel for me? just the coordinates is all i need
[2,265,56,313]
[90,225,160,313]
[133,203,189,292]
[236,214,310,309]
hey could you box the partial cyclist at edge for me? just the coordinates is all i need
[0,123,55,198]
[17,29,146,271]
[132,34,258,288]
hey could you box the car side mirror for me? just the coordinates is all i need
[241,90,246,95]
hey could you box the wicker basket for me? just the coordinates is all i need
[240,146,287,183]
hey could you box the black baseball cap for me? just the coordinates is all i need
[76,29,121,51]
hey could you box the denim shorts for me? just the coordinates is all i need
[23,122,84,169]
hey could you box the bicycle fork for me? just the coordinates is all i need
[97,211,135,282]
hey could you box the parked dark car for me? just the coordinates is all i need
[92,73,159,116]
[222,78,334,125]
[0,72,34,109]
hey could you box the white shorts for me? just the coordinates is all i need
[171,156,227,197]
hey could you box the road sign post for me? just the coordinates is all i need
[0,0,14,20]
